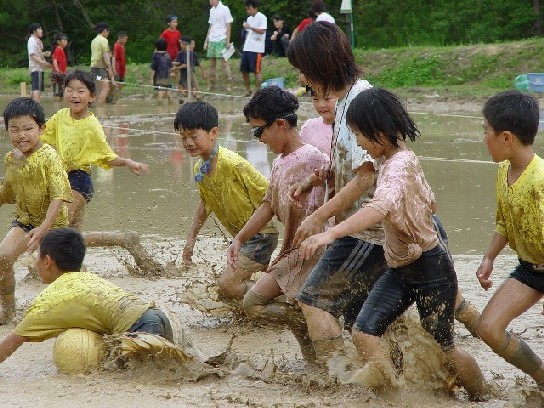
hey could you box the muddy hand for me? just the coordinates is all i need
[293,213,325,248]
[476,258,493,290]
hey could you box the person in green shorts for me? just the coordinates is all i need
[204,0,233,92]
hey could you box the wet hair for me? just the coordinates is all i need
[166,15,178,23]
[311,0,327,13]
[95,22,109,33]
[482,90,539,146]
[3,97,46,130]
[174,101,219,132]
[63,70,96,94]
[346,87,420,147]
[39,228,86,272]
[243,85,299,127]
[287,22,360,95]
[28,23,41,35]
[244,0,259,8]
[118,31,128,39]
[181,35,192,44]
[155,38,167,51]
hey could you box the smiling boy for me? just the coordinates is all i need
[0,97,72,323]
[174,101,278,301]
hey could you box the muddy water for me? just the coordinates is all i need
[1,96,541,255]
[1,96,544,408]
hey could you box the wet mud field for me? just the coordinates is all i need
[0,95,544,407]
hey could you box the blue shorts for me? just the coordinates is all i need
[510,260,544,293]
[68,170,94,203]
[297,236,387,329]
[355,245,457,351]
[239,232,278,266]
[240,51,263,74]
[30,71,44,92]
[128,308,173,342]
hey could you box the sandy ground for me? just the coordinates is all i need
[1,235,543,408]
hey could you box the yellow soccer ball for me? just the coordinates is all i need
[53,328,107,374]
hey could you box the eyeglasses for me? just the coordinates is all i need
[250,113,296,139]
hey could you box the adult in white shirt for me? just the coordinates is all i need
[204,0,234,92]
[241,0,267,97]
[27,23,52,102]
[312,0,336,24]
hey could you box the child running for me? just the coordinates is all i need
[175,101,278,301]
[0,227,174,364]
[476,90,544,390]
[0,98,72,323]
[40,69,149,231]
[299,87,487,399]
[227,86,329,360]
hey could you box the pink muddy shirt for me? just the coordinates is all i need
[300,117,332,157]
[366,149,438,268]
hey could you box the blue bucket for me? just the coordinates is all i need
[527,73,544,93]
[261,77,285,89]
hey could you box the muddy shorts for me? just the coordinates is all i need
[354,245,457,351]
[510,261,544,293]
[238,232,278,266]
[68,170,94,203]
[128,308,174,342]
[91,67,109,81]
[11,220,34,233]
[297,236,387,329]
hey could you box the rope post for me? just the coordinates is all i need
[186,46,192,102]
[20,82,27,97]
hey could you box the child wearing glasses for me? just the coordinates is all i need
[174,101,278,301]
[226,86,329,360]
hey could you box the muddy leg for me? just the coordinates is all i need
[244,290,315,361]
[454,292,481,338]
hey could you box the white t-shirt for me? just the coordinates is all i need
[243,12,267,53]
[316,13,335,24]
[28,36,44,73]
[208,1,233,42]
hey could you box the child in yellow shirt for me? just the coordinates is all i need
[175,101,278,301]
[41,69,149,231]
[0,97,73,323]
[0,228,173,364]
[477,90,544,390]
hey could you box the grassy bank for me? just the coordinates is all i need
[1,38,543,100]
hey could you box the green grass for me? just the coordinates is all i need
[1,38,543,99]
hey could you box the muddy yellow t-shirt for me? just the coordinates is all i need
[196,146,277,237]
[90,34,109,69]
[41,108,118,173]
[495,154,544,265]
[14,272,151,341]
[0,144,72,228]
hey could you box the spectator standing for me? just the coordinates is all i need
[204,0,234,93]
[241,0,267,97]
[27,23,52,102]
[90,22,115,104]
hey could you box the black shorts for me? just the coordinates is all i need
[91,67,109,81]
[68,170,94,203]
[511,260,544,293]
[11,220,34,233]
[355,245,457,351]
[30,71,44,92]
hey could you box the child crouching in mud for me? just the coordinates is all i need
[299,87,489,400]
[0,228,174,363]
[227,86,329,360]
